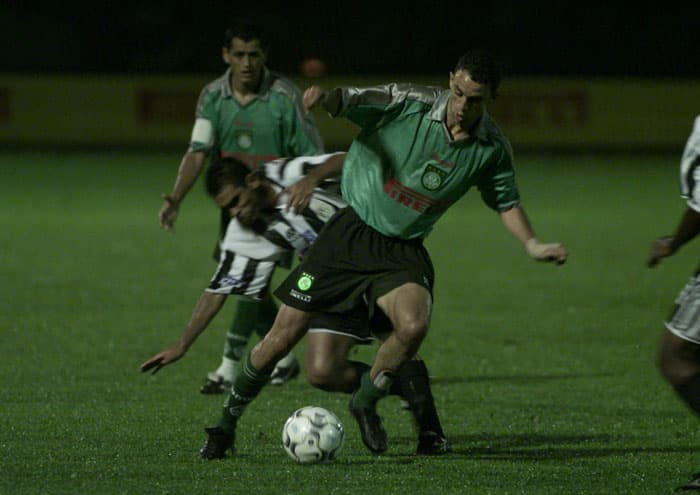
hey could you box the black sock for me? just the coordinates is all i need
[677,373,700,415]
[396,359,445,437]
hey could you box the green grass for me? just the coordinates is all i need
[1,150,698,494]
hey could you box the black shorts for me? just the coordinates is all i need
[274,207,434,317]
[308,300,394,344]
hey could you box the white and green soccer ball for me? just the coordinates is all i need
[282,406,344,464]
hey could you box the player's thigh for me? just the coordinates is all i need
[305,332,356,375]
[376,282,432,337]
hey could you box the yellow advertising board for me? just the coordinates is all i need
[0,74,698,150]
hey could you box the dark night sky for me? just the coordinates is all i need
[2,2,699,78]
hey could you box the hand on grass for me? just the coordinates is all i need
[140,345,186,375]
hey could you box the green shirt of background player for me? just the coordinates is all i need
[196,49,570,459]
[157,21,324,393]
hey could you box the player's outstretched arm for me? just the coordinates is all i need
[159,151,206,231]
[647,207,700,267]
[302,86,342,115]
[499,206,568,265]
[140,291,227,374]
[282,153,346,213]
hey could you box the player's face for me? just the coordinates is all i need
[214,181,275,228]
[222,38,266,88]
[447,70,489,133]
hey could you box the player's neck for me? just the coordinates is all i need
[446,118,470,141]
[230,78,260,105]
[445,115,479,141]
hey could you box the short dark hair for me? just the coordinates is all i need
[205,157,250,197]
[454,49,501,98]
[223,20,269,50]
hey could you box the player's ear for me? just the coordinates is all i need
[221,46,230,64]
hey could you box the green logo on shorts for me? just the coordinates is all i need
[297,272,314,291]
[421,163,448,191]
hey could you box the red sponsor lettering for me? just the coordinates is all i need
[384,177,447,213]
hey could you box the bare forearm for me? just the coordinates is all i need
[176,291,227,352]
[305,153,345,184]
[500,205,568,264]
[499,206,535,245]
[670,207,700,252]
[170,151,206,204]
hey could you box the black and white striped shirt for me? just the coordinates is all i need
[207,153,345,298]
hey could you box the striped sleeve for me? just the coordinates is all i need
[262,153,345,187]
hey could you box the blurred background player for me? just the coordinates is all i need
[142,154,450,456]
[196,49,568,458]
[157,20,324,393]
[647,114,700,491]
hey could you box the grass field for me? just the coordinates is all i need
[1,150,699,494]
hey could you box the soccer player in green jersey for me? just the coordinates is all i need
[157,21,324,394]
[142,153,450,456]
[647,115,700,491]
[198,48,569,458]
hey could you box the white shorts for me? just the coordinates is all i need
[666,270,700,345]
[206,250,276,300]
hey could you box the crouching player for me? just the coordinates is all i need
[140,153,450,456]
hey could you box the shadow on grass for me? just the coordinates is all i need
[432,373,614,386]
[388,432,697,461]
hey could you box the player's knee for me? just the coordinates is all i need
[305,362,337,391]
[394,318,429,345]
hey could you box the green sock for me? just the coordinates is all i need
[351,371,392,409]
[224,298,261,361]
[219,354,271,433]
[349,361,371,391]
[253,293,278,339]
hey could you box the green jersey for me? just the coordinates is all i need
[335,83,519,239]
[190,67,323,168]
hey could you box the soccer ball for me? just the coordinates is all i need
[282,406,344,464]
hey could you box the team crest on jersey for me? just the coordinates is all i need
[421,163,448,191]
[297,272,315,291]
[234,130,253,150]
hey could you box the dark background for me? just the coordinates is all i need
[2,2,699,78]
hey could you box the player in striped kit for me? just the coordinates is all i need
[142,152,450,456]
[647,115,700,491]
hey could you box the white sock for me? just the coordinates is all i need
[215,357,239,381]
[275,352,296,368]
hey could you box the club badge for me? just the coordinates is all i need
[421,163,448,191]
